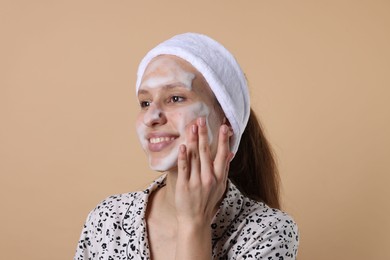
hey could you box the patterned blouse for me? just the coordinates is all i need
[75,175,299,259]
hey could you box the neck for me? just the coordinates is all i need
[147,169,179,226]
[161,170,178,216]
[147,169,224,227]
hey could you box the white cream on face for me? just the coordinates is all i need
[136,101,215,172]
[136,56,222,172]
[141,58,195,90]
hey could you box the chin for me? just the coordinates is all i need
[147,148,179,172]
[148,158,177,172]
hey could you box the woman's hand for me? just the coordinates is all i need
[174,117,233,259]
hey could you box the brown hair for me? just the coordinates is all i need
[228,108,281,209]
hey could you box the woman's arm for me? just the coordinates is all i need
[174,117,233,260]
[236,214,299,259]
[74,211,96,260]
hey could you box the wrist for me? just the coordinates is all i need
[175,220,212,259]
[176,215,212,229]
[177,217,209,229]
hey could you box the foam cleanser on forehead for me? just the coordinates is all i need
[140,59,195,90]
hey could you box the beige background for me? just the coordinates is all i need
[1,1,389,259]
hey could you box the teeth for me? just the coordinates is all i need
[149,137,175,144]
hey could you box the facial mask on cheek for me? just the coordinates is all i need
[136,101,216,173]
[182,102,214,144]
[135,122,148,153]
[152,102,213,172]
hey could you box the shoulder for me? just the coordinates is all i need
[75,176,166,259]
[75,191,146,259]
[242,199,297,234]
[86,191,143,224]
[233,199,299,258]
[216,181,299,259]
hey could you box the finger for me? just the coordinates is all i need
[197,117,212,181]
[177,144,190,183]
[223,152,234,183]
[187,123,200,182]
[214,124,231,182]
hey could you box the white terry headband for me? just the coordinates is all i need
[136,32,250,154]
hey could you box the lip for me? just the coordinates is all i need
[146,132,179,152]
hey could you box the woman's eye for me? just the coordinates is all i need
[140,101,150,108]
[170,96,185,103]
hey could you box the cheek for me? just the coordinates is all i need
[167,111,193,137]
[208,112,223,149]
[176,102,220,145]
[207,111,222,133]
[179,103,209,130]
[135,117,147,146]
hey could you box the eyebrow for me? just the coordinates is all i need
[138,83,190,95]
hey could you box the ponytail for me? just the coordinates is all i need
[229,108,281,209]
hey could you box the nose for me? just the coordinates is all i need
[143,103,167,127]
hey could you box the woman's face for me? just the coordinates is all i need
[136,55,225,172]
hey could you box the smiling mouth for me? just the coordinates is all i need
[147,136,178,152]
[149,137,176,144]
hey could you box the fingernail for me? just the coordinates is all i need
[198,117,206,127]
[180,145,186,153]
[192,124,198,134]
[222,125,228,134]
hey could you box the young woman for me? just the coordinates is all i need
[75,33,299,260]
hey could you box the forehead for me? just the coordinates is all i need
[143,55,194,75]
[141,55,197,84]
[140,55,216,98]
